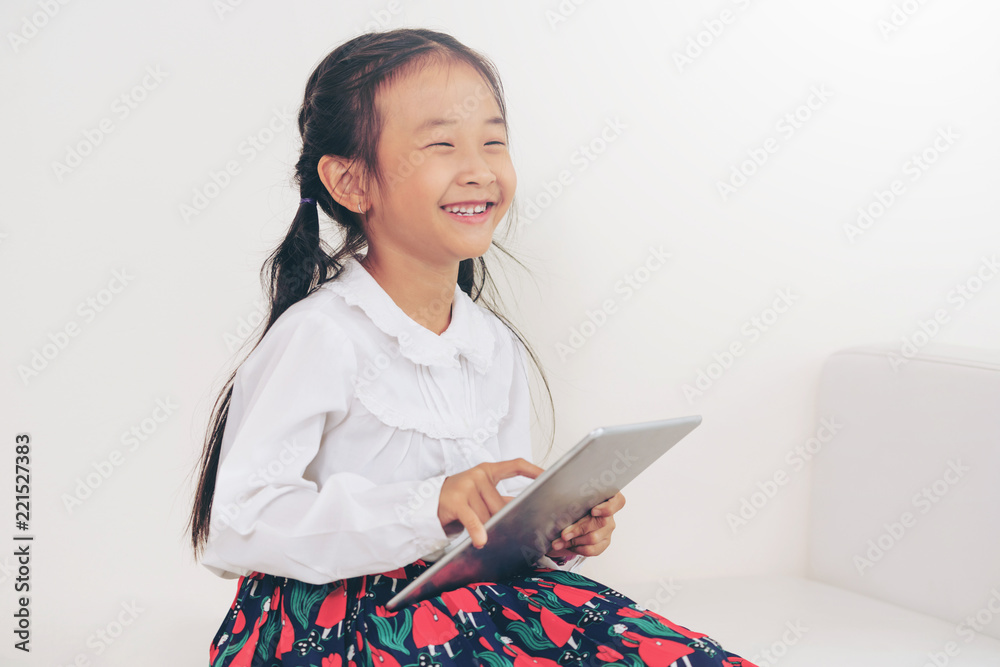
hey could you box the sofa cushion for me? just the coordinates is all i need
[807,344,1000,638]
[611,574,1000,666]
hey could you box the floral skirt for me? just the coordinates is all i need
[209,558,757,667]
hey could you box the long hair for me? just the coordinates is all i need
[186,28,556,560]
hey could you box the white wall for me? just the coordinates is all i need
[2,0,998,663]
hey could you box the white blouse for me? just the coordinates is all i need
[201,254,586,585]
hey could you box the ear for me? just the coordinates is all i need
[317,155,369,212]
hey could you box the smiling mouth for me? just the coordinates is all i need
[440,202,495,216]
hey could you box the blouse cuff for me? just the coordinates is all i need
[399,472,451,554]
[536,553,587,573]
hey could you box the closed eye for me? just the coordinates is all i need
[426,142,506,148]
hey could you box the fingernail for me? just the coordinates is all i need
[552,539,564,549]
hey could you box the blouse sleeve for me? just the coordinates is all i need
[201,308,453,584]
[536,553,587,573]
[494,333,589,574]
[494,335,535,500]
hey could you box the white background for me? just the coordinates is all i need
[2,0,999,664]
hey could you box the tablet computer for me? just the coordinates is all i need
[385,414,702,610]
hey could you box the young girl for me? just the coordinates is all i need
[188,28,756,667]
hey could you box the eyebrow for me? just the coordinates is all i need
[415,115,506,133]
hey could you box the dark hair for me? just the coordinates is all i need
[186,28,555,560]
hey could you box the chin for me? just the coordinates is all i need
[469,241,496,260]
[453,237,495,262]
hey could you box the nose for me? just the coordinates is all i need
[457,147,497,187]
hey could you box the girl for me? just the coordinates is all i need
[188,27,756,667]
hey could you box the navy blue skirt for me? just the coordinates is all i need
[209,558,756,667]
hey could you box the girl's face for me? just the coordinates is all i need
[365,58,516,268]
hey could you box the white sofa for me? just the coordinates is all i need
[615,343,1000,666]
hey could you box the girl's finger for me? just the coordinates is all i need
[552,520,581,550]
[489,458,545,484]
[559,513,617,547]
[588,501,607,517]
[478,481,509,517]
[575,537,611,557]
[557,517,593,547]
[552,528,611,553]
[457,506,488,549]
[591,491,626,517]
[569,524,605,547]
[466,481,514,547]
[467,491,492,529]
[565,513,603,538]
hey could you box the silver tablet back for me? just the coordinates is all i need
[385,414,702,610]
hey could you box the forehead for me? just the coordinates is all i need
[376,58,502,134]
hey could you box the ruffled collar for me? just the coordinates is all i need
[320,254,496,374]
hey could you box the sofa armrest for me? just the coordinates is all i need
[806,343,1000,638]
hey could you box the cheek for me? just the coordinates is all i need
[499,159,517,194]
[411,164,450,198]
[384,170,431,207]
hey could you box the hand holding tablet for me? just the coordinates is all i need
[547,489,626,557]
[436,457,546,549]
[386,415,702,611]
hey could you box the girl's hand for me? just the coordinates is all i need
[437,458,544,548]
[545,491,626,560]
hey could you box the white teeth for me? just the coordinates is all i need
[445,203,489,214]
